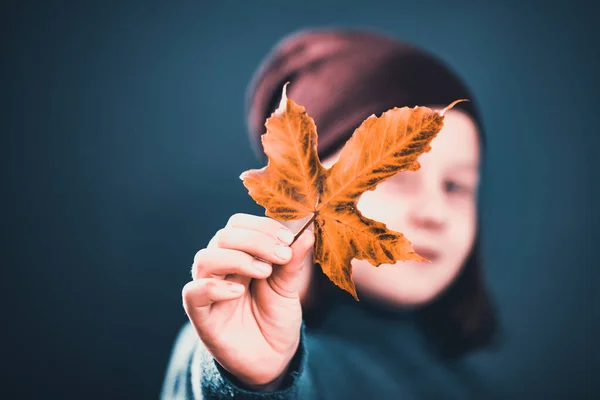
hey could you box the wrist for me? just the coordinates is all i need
[200,324,309,398]
[241,340,300,391]
[232,333,301,391]
[241,363,291,392]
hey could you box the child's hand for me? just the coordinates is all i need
[182,213,314,389]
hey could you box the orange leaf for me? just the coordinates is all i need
[241,83,466,300]
[240,84,325,221]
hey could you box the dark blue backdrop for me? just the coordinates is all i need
[2,0,598,398]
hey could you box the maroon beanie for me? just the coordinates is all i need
[245,28,484,161]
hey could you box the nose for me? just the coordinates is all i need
[407,190,447,232]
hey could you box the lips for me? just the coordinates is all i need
[412,245,440,262]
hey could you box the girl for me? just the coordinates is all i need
[161,28,499,399]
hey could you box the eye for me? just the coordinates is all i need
[444,180,469,194]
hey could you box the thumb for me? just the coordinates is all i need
[267,229,315,298]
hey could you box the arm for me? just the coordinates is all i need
[160,322,316,400]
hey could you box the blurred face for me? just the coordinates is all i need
[321,109,480,307]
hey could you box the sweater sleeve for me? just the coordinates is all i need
[160,322,316,400]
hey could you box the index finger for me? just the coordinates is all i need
[225,213,295,243]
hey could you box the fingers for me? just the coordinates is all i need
[225,213,295,242]
[266,229,315,298]
[182,278,245,319]
[208,227,294,265]
[192,248,273,280]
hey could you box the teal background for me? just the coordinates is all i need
[2,0,598,398]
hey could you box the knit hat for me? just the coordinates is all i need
[245,28,483,161]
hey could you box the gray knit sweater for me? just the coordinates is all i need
[160,296,494,400]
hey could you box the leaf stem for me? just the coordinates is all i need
[292,213,317,244]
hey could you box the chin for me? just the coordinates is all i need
[376,284,441,308]
[352,260,454,308]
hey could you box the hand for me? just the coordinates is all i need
[182,213,314,388]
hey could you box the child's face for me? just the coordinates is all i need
[322,109,480,307]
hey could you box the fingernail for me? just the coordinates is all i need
[253,259,272,273]
[277,228,295,245]
[274,244,292,260]
[227,282,245,293]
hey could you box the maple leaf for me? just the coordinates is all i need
[241,84,466,300]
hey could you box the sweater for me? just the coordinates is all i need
[160,291,494,399]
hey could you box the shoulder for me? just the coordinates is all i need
[161,322,200,399]
[170,322,199,368]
